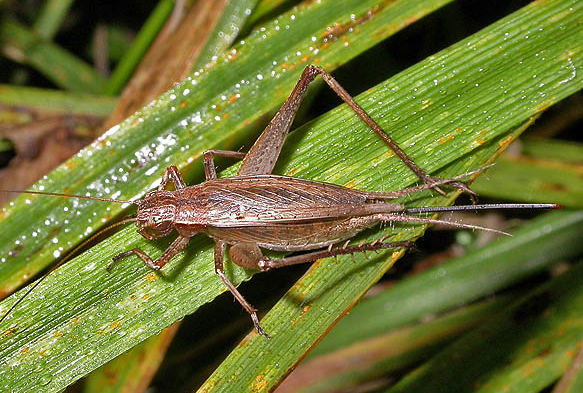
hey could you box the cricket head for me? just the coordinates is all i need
[136,190,177,239]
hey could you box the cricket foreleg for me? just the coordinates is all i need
[109,236,190,271]
[230,241,413,272]
[159,165,187,190]
[311,66,472,196]
[214,240,268,338]
[203,150,247,180]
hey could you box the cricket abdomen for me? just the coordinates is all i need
[204,215,382,251]
[168,175,404,251]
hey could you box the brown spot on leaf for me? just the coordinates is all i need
[8,244,23,257]
[541,182,567,192]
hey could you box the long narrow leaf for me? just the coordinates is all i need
[199,1,583,391]
[385,262,583,393]
[0,0,460,392]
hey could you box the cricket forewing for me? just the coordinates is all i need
[147,175,404,251]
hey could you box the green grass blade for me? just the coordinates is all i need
[0,85,117,116]
[0,18,106,93]
[0,0,459,392]
[520,137,583,163]
[385,261,583,393]
[103,0,176,95]
[81,324,179,393]
[552,344,583,393]
[279,295,517,393]
[472,138,583,207]
[311,209,583,358]
[191,0,260,71]
[33,0,75,40]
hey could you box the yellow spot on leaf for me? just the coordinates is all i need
[498,136,514,148]
[253,374,268,391]
[344,180,356,189]
[437,135,454,145]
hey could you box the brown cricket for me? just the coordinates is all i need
[0,66,558,337]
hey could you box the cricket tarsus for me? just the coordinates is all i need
[1,66,559,337]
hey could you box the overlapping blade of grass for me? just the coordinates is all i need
[199,1,583,391]
[277,295,518,393]
[472,138,583,207]
[0,0,460,392]
[81,324,180,393]
[0,0,451,296]
[33,0,75,40]
[0,19,106,93]
[0,85,117,116]
[553,345,583,393]
[103,0,176,95]
[191,0,260,71]
[386,261,583,393]
[310,210,583,358]
[80,2,261,390]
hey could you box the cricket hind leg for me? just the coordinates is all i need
[215,240,269,338]
[159,165,187,190]
[229,240,413,271]
[109,235,190,271]
[306,66,473,196]
[229,244,265,270]
[203,150,247,180]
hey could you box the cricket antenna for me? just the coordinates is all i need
[0,190,140,205]
[404,203,562,214]
[0,216,138,326]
